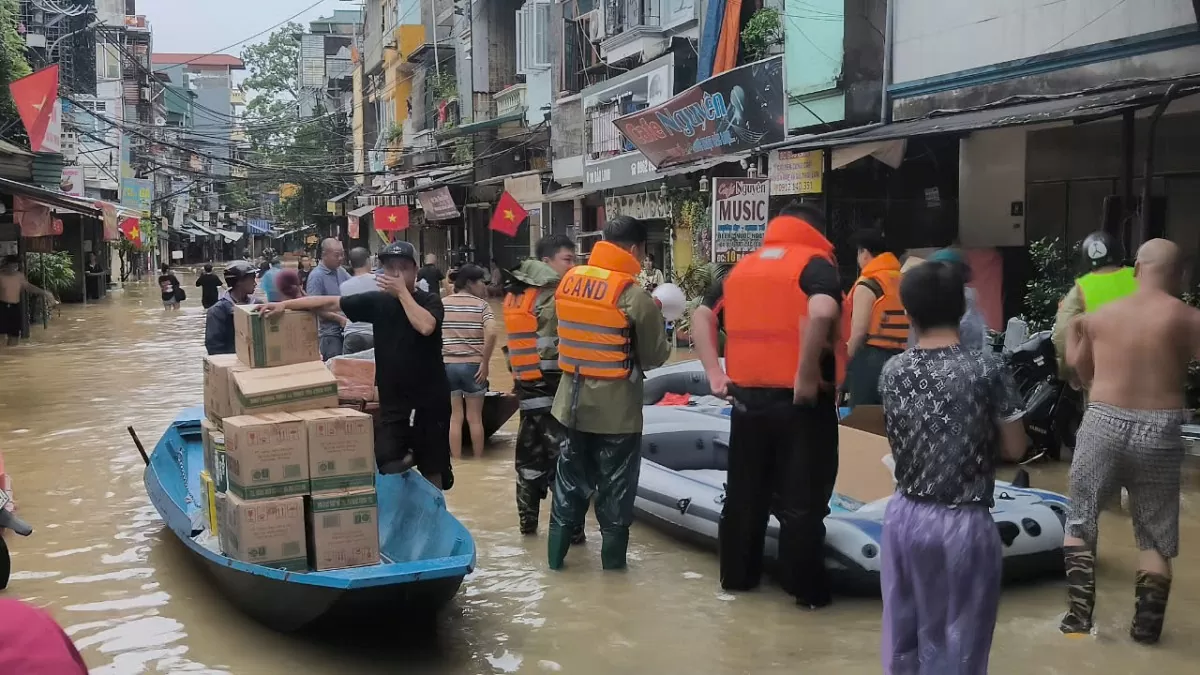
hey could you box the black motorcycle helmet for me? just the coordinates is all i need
[1081,231,1121,270]
[223,260,257,286]
[377,240,417,265]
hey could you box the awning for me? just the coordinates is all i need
[475,169,547,187]
[436,110,525,139]
[770,81,1200,154]
[327,187,356,204]
[0,175,102,216]
[348,204,376,218]
[544,184,592,202]
[216,229,244,243]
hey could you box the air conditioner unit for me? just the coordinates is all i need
[140,86,151,101]
[586,10,605,42]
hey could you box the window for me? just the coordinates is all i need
[75,100,108,134]
[516,1,551,75]
[96,43,121,80]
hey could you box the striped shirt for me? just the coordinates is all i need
[442,292,495,363]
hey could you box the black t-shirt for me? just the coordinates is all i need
[196,273,223,305]
[703,258,843,398]
[416,264,444,292]
[158,274,181,301]
[339,289,450,418]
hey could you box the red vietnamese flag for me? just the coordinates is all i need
[119,217,140,243]
[489,191,527,237]
[9,66,59,152]
[374,205,409,231]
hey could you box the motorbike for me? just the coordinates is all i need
[0,455,34,590]
[1004,330,1083,461]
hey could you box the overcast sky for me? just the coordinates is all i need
[138,0,348,56]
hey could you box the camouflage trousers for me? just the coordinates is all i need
[515,407,567,533]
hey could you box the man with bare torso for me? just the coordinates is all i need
[0,255,57,346]
[1062,239,1196,644]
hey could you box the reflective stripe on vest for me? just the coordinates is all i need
[1077,267,1137,312]
[858,269,909,350]
[725,244,847,389]
[555,254,636,381]
[503,288,544,382]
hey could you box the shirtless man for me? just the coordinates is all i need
[0,255,57,346]
[1061,239,1194,644]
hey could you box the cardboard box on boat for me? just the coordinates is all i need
[220,492,307,571]
[223,413,311,500]
[837,406,896,503]
[327,354,377,402]
[292,408,375,493]
[233,304,320,368]
[229,361,339,418]
[203,354,248,424]
[305,488,380,571]
[201,420,228,493]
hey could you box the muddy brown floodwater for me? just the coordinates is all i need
[2,278,1200,673]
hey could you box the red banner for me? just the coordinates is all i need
[13,196,60,237]
[9,66,60,153]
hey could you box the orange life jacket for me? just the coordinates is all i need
[503,288,544,382]
[555,241,639,380]
[724,215,847,389]
[843,253,909,351]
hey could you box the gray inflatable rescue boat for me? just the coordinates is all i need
[635,361,1071,594]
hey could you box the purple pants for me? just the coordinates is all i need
[881,495,1001,675]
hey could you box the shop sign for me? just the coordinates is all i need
[769,149,823,195]
[604,193,671,221]
[417,186,459,221]
[583,153,659,191]
[614,56,785,169]
[711,177,769,263]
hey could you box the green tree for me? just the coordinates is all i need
[1021,238,1079,332]
[0,0,33,143]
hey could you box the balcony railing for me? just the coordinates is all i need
[495,83,527,117]
[605,0,660,36]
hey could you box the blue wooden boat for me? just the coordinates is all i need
[143,407,476,632]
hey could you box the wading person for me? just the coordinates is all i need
[442,263,498,458]
[158,263,182,311]
[417,253,445,295]
[1053,230,1136,377]
[305,238,350,360]
[843,229,908,406]
[548,216,670,570]
[196,263,223,310]
[0,255,56,346]
[691,203,844,608]
[878,261,1026,674]
[260,241,453,490]
[503,235,584,540]
[204,261,257,355]
[340,247,377,354]
[1061,238,1196,644]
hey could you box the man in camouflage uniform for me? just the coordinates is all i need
[503,235,584,542]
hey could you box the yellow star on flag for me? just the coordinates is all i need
[388,214,398,223]
[503,209,515,221]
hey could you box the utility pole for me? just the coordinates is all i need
[430,0,441,78]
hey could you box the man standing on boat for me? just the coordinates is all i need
[547,216,671,570]
[691,202,844,608]
[502,234,584,542]
[259,241,453,490]
[204,261,258,356]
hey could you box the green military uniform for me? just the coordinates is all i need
[504,260,583,542]
[548,267,672,570]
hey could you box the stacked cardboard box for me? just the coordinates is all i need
[201,305,381,571]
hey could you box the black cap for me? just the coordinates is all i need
[378,240,417,264]
[223,260,257,282]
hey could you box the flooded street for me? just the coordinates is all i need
[3,278,1200,674]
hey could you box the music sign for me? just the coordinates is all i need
[711,177,770,263]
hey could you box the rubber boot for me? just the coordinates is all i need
[1130,571,1171,645]
[570,525,586,545]
[600,528,629,570]
[1059,545,1096,635]
[516,483,539,535]
[547,524,572,570]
